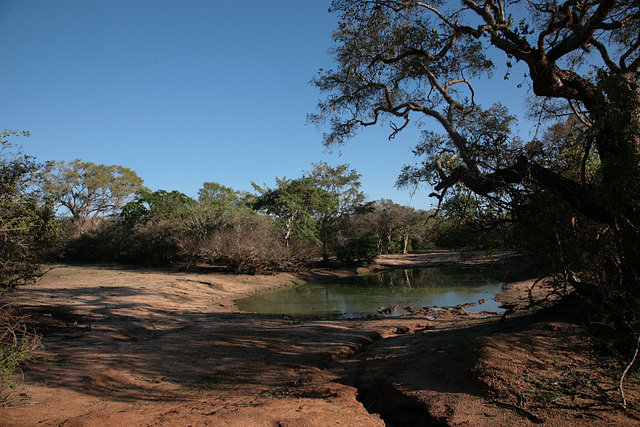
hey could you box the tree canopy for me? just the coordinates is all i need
[253,177,332,248]
[198,182,244,214]
[44,159,144,235]
[121,189,195,226]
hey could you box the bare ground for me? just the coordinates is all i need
[1,250,639,426]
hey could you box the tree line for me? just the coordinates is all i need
[6,137,488,282]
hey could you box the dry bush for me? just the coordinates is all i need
[203,215,292,274]
[0,302,42,389]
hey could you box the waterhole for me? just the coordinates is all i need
[236,267,505,318]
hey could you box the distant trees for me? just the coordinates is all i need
[339,199,432,258]
[384,201,429,255]
[117,189,196,265]
[43,159,143,236]
[54,158,443,270]
[365,200,428,254]
[0,145,442,273]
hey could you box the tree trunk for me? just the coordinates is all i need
[593,71,640,294]
[403,230,409,254]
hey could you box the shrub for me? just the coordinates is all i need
[1,136,60,289]
[203,214,289,274]
[0,304,42,389]
[336,233,379,266]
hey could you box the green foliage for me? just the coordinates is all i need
[253,177,332,248]
[0,130,48,388]
[313,1,640,350]
[198,182,247,214]
[0,131,60,289]
[304,162,368,260]
[341,199,432,255]
[121,189,195,226]
[117,190,197,265]
[336,233,378,266]
[65,189,196,265]
[71,179,324,271]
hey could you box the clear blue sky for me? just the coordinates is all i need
[1,0,530,211]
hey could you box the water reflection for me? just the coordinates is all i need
[236,267,505,318]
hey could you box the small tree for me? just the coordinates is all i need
[390,203,428,254]
[336,233,379,266]
[253,177,332,249]
[119,189,195,265]
[121,189,195,226]
[304,162,368,261]
[198,182,244,214]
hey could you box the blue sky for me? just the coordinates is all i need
[1,0,531,211]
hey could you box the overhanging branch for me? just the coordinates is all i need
[433,157,615,225]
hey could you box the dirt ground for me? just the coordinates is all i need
[1,250,639,426]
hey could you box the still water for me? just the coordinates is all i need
[236,267,505,319]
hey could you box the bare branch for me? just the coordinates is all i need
[414,2,456,29]
[621,34,640,70]
[389,115,410,140]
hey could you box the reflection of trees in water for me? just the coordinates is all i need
[333,267,496,296]
[378,267,495,291]
[238,267,504,317]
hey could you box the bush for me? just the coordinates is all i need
[0,304,42,389]
[64,221,118,262]
[1,136,60,289]
[336,233,379,266]
[123,222,181,265]
[203,214,291,274]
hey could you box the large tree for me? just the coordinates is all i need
[311,1,640,332]
[44,159,144,235]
